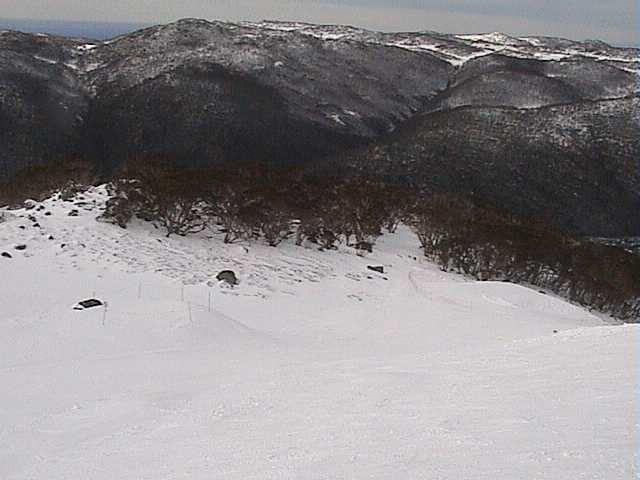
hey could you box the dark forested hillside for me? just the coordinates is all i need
[344,97,640,237]
[0,18,638,235]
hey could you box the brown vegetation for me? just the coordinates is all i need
[407,194,640,320]
[68,153,640,321]
[0,156,95,207]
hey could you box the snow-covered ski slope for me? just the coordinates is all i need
[1,186,637,479]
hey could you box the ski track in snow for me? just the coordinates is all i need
[0,186,637,479]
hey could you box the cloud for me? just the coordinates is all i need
[0,0,636,45]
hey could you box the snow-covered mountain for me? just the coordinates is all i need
[1,18,638,235]
[1,185,637,479]
[242,20,639,72]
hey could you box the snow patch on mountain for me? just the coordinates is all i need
[235,21,638,72]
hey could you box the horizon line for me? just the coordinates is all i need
[1,16,637,48]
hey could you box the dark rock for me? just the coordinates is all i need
[27,215,36,222]
[48,235,54,240]
[68,209,79,217]
[74,299,104,310]
[1,252,12,258]
[32,223,40,228]
[44,212,52,216]
[367,265,385,274]
[355,242,373,253]
[216,270,239,286]
[14,244,26,251]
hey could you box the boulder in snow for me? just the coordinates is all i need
[216,270,239,286]
[23,199,37,210]
[1,252,12,258]
[73,299,104,311]
[367,265,385,274]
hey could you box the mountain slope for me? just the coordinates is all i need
[0,33,90,176]
[0,19,638,235]
[429,54,636,111]
[352,96,640,236]
[0,185,636,479]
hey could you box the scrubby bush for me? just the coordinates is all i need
[98,181,136,228]
[0,156,95,207]
[102,155,207,237]
[99,154,639,321]
[408,193,640,320]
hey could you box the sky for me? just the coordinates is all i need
[0,0,637,45]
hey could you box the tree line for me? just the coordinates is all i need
[100,154,410,250]
[97,155,640,321]
[0,155,95,207]
[406,194,640,321]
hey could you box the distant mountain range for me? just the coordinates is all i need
[0,18,638,236]
[0,18,151,40]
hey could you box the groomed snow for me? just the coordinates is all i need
[0,186,637,479]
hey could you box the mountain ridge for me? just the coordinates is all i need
[0,18,638,236]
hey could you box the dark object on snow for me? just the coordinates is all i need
[539,290,547,295]
[14,244,26,251]
[355,241,373,253]
[44,212,52,216]
[1,252,12,258]
[68,209,79,217]
[216,270,239,286]
[74,299,104,310]
[553,330,559,334]
[32,223,40,228]
[367,266,384,274]
[28,215,37,222]
[48,235,54,240]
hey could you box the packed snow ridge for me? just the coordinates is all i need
[1,186,637,479]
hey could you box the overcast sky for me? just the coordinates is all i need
[0,0,637,45]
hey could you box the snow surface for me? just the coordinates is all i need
[0,186,637,479]
[32,55,58,65]
[456,33,516,44]
[76,43,98,52]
